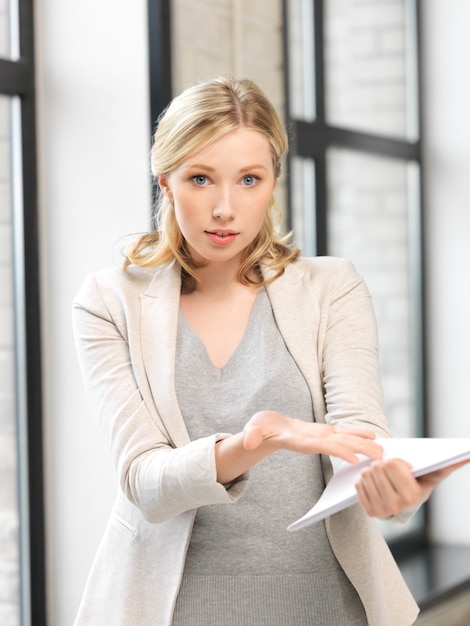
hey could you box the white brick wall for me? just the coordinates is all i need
[324,0,410,138]
[171,0,284,111]
[0,93,20,626]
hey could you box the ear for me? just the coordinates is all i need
[158,175,172,198]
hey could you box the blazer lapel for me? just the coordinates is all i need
[140,261,191,448]
[265,262,325,422]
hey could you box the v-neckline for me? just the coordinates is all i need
[178,288,265,374]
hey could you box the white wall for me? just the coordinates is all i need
[35,1,150,623]
[422,0,470,542]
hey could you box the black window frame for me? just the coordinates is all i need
[147,0,172,225]
[281,0,428,555]
[147,0,172,133]
[0,0,46,624]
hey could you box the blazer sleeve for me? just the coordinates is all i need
[318,259,391,438]
[72,272,248,524]
[318,260,419,523]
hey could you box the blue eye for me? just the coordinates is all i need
[192,175,208,186]
[242,175,258,187]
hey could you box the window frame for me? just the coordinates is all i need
[147,0,172,225]
[147,0,172,133]
[282,0,428,552]
[0,0,46,624]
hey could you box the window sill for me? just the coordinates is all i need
[395,543,470,610]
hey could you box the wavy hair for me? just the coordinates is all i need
[125,76,299,291]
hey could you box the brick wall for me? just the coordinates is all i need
[171,0,284,109]
[324,0,410,138]
[0,93,20,626]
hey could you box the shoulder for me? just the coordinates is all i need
[75,265,152,302]
[267,256,371,309]
[290,256,356,276]
[94,264,158,292]
[74,262,180,311]
[283,256,363,289]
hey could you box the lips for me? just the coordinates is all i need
[205,230,239,245]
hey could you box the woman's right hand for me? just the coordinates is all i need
[242,410,384,466]
[215,410,383,485]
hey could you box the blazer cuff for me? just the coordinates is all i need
[177,433,249,506]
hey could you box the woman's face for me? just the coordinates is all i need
[159,127,277,269]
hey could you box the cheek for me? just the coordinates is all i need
[173,193,196,224]
[251,194,271,222]
[254,203,268,222]
[173,201,204,245]
[174,206,191,234]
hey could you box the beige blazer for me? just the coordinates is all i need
[72,256,419,626]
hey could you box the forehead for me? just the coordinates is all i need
[182,128,273,167]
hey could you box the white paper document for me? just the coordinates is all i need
[287,438,470,532]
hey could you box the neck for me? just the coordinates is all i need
[195,264,241,295]
[190,260,259,298]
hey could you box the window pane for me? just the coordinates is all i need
[327,147,422,438]
[290,156,317,256]
[0,96,21,626]
[286,0,316,121]
[0,0,9,57]
[0,0,19,60]
[324,0,418,139]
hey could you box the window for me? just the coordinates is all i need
[0,0,45,624]
[147,0,172,221]
[283,0,425,544]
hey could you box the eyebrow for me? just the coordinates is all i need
[184,164,216,172]
[240,164,268,173]
[184,163,268,173]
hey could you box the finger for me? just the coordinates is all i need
[355,464,390,517]
[322,435,384,464]
[357,459,419,517]
[341,429,378,441]
[355,479,375,516]
[290,434,376,464]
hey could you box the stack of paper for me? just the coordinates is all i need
[287,438,470,532]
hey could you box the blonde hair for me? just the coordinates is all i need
[125,76,299,291]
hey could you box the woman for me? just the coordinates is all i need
[73,77,458,625]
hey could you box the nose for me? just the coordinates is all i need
[212,187,235,221]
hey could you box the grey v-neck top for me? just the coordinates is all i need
[172,289,366,625]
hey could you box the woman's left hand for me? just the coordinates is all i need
[355,458,470,518]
